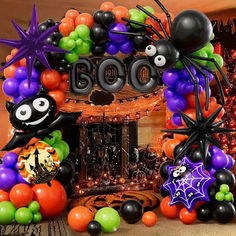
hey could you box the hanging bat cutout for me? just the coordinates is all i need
[2,88,82,151]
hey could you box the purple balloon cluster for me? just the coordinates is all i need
[163,66,213,126]
[0,152,29,191]
[207,146,235,176]
[3,67,41,104]
[107,23,134,55]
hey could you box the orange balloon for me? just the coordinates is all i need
[75,13,94,29]
[0,190,9,202]
[68,206,94,232]
[4,65,17,78]
[181,108,196,126]
[59,20,74,36]
[61,17,75,28]
[58,80,69,92]
[179,207,197,224]
[9,184,33,208]
[160,196,182,219]
[187,91,206,108]
[145,12,164,33]
[61,73,69,81]
[11,48,18,56]
[65,9,79,21]
[142,211,157,227]
[100,2,115,11]
[112,6,130,24]
[48,89,66,108]
[32,180,67,219]
[40,69,61,90]
[19,58,27,67]
[164,139,180,158]
[174,127,188,142]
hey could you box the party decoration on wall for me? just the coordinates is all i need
[2,88,82,151]
[162,156,215,212]
[0,5,69,85]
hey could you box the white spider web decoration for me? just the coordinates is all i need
[162,156,215,212]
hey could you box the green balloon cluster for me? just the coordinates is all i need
[129,6,154,29]
[215,184,234,202]
[0,201,16,225]
[42,130,70,162]
[59,24,92,63]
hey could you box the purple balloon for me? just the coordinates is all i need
[181,66,197,79]
[109,23,128,44]
[225,155,235,170]
[106,42,119,55]
[3,152,18,169]
[14,66,27,81]
[19,79,40,98]
[2,77,19,97]
[209,146,222,156]
[204,70,214,82]
[211,152,228,170]
[0,164,6,170]
[31,68,40,82]
[172,113,183,126]
[17,172,30,185]
[167,94,187,113]
[207,166,216,176]
[15,162,19,170]
[119,40,133,54]
[13,95,24,104]
[0,168,17,191]
[175,80,187,95]
[162,69,181,88]
[164,88,176,99]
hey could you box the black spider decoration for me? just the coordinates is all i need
[171,163,194,184]
[111,0,230,110]
[2,87,82,151]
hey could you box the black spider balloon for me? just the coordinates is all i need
[111,0,230,110]
[2,87,81,151]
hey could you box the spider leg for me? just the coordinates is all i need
[154,0,172,32]
[110,31,156,43]
[180,58,204,121]
[188,60,225,106]
[121,17,164,39]
[182,55,210,110]
[189,55,230,86]
[136,4,169,39]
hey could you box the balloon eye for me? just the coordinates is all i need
[173,170,179,178]
[16,105,32,121]
[145,45,157,57]
[33,98,49,112]
[154,55,166,67]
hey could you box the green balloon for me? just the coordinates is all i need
[95,207,120,233]
[69,31,79,40]
[76,38,83,47]
[54,147,64,162]
[75,24,90,39]
[75,40,91,55]
[0,201,16,225]
[191,49,208,65]
[210,33,215,41]
[129,9,139,17]
[65,49,79,63]
[130,12,145,29]
[220,184,230,194]
[202,42,214,56]
[174,60,183,69]
[215,192,224,202]
[59,37,76,51]
[43,136,56,146]
[28,201,40,214]
[224,192,234,202]
[140,6,154,19]
[50,130,62,142]
[207,53,224,70]
[53,141,70,159]
[32,212,42,223]
[15,207,33,225]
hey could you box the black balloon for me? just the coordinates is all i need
[171,10,213,52]
[212,201,235,224]
[159,161,173,181]
[87,221,102,236]
[46,18,55,27]
[160,187,170,198]
[55,161,74,184]
[197,204,212,222]
[190,148,211,163]
[213,169,235,189]
[93,10,104,24]
[173,157,183,166]
[38,22,47,33]
[90,24,108,45]
[133,32,150,51]
[208,186,217,201]
[120,200,144,224]
[63,181,74,196]
[101,11,115,28]
[173,141,190,160]
[92,45,105,56]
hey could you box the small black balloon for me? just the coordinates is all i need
[93,10,104,24]
[46,18,55,27]
[173,141,190,160]
[159,161,173,181]
[190,148,211,163]
[55,161,74,184]
[66,63,73,72]
[38,22,48,33]
[208,186,217,201]
[160,187,170,198]
[197,204,212,222]
[45,37,53,45]
[133,33,149,51]
[120,200,144,224]
[212,201,235,224]
[90,24,108,45]
[52,32,63,42]
[92,45,105,56]
[63,181,74,196]
[101,11,115,28]
[213,169,235,189]
[87,221,102,236]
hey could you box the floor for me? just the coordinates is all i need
[1,207,236,236]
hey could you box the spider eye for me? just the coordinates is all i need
[33,98,49,112]
[154,55,166,67]
[15,105,32,121]
[145,45,157,56]
[173,170,180,178]
[179,166,186,173]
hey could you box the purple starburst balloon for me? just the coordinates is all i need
[161,156,215,212]
[0,5,69,85]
